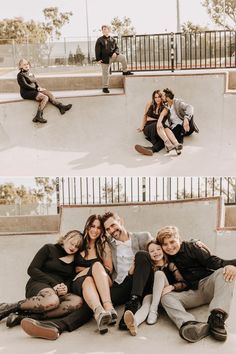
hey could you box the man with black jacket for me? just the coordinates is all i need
[157,226,236,343]
[95,25,133,93]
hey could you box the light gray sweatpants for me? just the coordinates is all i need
[161,268,235,329]
[101,53,128,88]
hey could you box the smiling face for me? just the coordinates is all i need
[87,218,102,241]
[161,235,181,256]
[148,243,164,262]
[104,216,125,241]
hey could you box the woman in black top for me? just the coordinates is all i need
[135,89,182,156]
[17,58,72,124]
[124,240,187,336]
[72,214,117,334]
[0,230,83,328]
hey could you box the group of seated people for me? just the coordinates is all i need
[0,212,235,344]
[135,88,199,157]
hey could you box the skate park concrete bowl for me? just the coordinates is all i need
[0,197,236,354]
[0,70,236,176]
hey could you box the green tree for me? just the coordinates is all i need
[110,16,136,36]
[0,183,38,205]
[33,177,57,204]
[181,21,209,32]
[202,0,236,29]
[42,7,73,65]
[0,17,47,44]
[42,7,73,40]
[0,178,56,206]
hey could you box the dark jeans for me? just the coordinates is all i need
[171,124,185,144]
[143,122,164,152]
[111,251,153,306]
[51,303,93,332]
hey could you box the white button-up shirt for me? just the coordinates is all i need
[114,237,134,284]
[169,105,183,128]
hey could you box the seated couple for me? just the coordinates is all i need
[1,213,235,344]
[135,88,199,156]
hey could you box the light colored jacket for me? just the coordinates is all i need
[172,98,194,122]
[110,231,153,281]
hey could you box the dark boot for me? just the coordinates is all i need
[56,103,72,115]
[6,311,45,328]
[32,110,47,124]
[179,320,210,343]
[119,295,140,330]
[0,301,24,321]
[208,309,227,341]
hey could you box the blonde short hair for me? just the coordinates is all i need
[57,230,83,249]
[156,226,181,245]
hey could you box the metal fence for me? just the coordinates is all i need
[57,177,236,209]
[114,30,236,72]
[1,30,236,72]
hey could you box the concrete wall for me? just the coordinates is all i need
[0,233,59,301]
[225,205,236,227]
[0,215,60,234]
[0,74,124,93]
[1,71,236,176]
[60,197,224,252]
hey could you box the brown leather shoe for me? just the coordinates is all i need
[124,310,138,336]
[135,145,153,156]
[21,318,61,340]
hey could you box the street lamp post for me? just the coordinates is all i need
[85,0,91,63]
[176,0,181,32]
[176,0,181,67]
[223,0,226,30]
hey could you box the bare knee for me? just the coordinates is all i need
[91,261,105,273]
[83,276,94,289]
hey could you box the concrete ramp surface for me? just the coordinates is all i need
[0,230,236,354]
[0,71,236,176]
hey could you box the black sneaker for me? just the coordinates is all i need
[208,310,227,341]
[123,71,134,75]
[119,296,140,330]
[102,88,110,93]
[6,313,23,328]
[179,320,210,343]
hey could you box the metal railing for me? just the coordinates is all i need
[57,177,236,209]
[113,30,236,72]
[1,30,236,72]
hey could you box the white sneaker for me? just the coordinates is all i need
[146,311,158,325]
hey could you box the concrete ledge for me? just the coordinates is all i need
[0,73,124,93]
[0,215,60,234]
[0,88,125,103]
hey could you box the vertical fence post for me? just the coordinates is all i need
[170,32,175,72]
[64,37,67,65]
[56,177,60,214]
[12,39,16,67]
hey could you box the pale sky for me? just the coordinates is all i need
[1,0,215,40]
